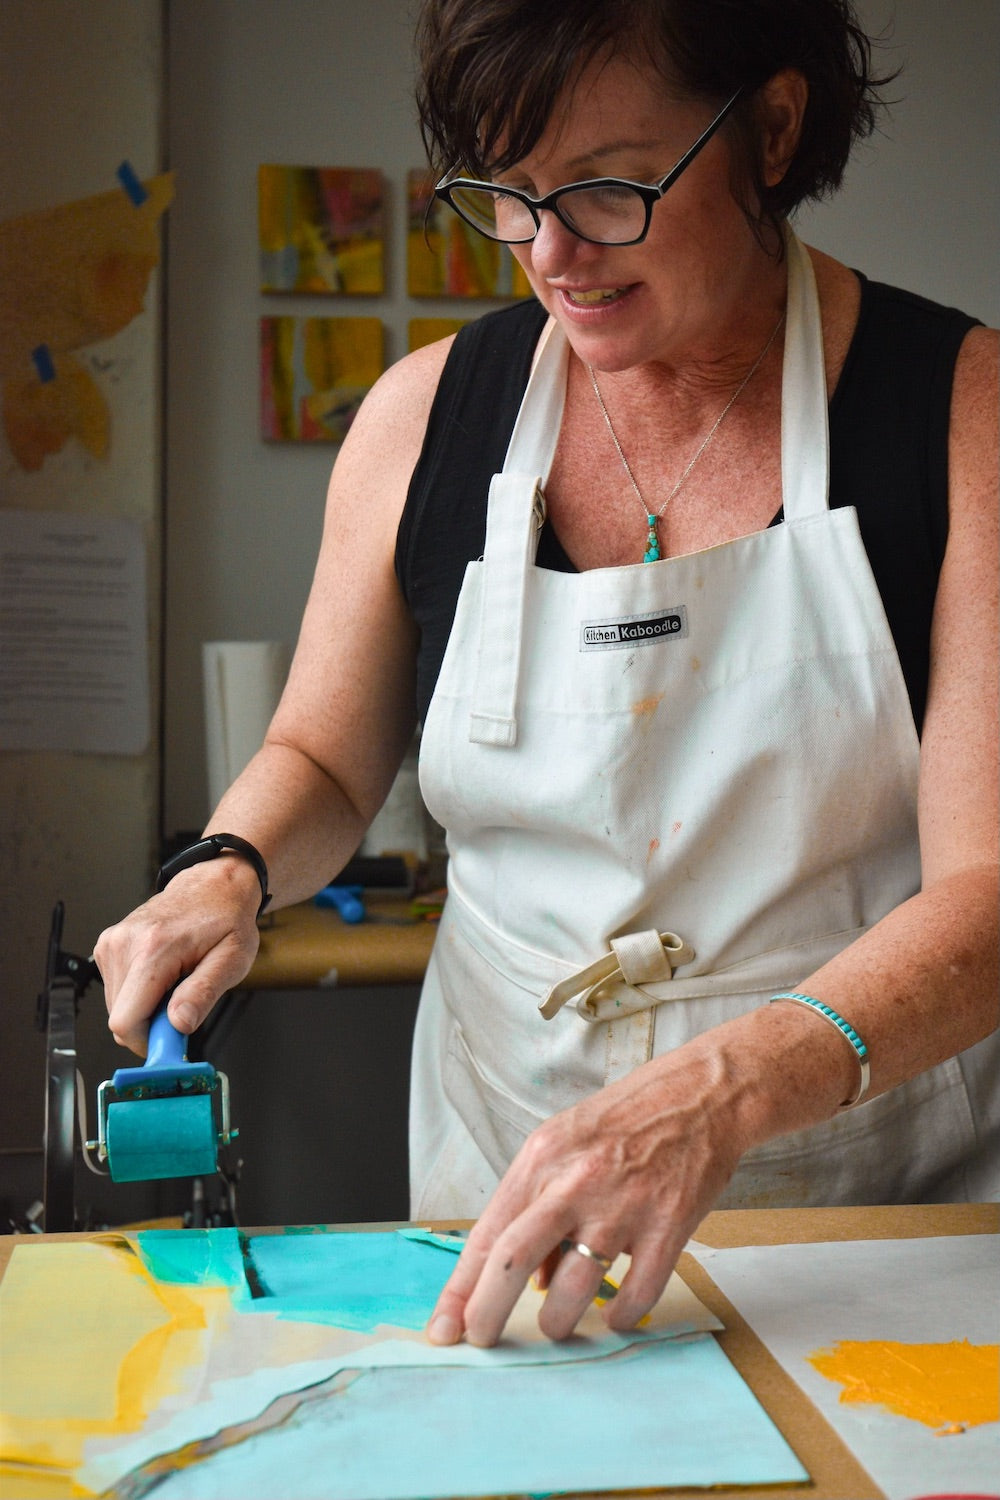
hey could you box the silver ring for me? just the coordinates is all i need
[566,1240,614,1272]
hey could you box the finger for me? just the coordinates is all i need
[459,1190,584,1347]
[105,957,190,1056]
[105,926,258,1054]
[536,1237,619,1341]
[95,908,180,1052]
[461,1234,549,1346]
[426,1226,496,1345]
[426,1132,567,1345]
[532,1242,563,1292]
[602,1232,684,1332]
[165,931,259,1031]
[427,1195,563,1348]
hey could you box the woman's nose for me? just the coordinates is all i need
[527,209,598,279]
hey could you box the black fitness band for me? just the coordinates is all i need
[155,833,272,917]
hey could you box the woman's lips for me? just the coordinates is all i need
[550,283,643,322]
[563,286,626,304]
[561,285,633,304]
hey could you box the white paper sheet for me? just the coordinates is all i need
[0,508,149,753]
[687,1233,1000,1500]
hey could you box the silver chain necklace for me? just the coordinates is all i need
[588,312,785,562]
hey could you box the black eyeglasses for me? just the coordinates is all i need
[435,89,744,247]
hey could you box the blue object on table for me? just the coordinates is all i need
[315,883,366,923]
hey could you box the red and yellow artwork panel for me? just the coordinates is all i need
[407,171,531,299]
[260,316,383,442]
[258,166,385,294]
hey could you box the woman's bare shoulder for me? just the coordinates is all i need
[944,323,999,534]
[341,334,456,467]
[951,323,999,435]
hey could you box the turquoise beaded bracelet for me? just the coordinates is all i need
[770,992,871,1108]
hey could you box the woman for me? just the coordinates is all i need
[96,0,998,1349]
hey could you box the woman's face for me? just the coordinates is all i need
[500,53,782,373]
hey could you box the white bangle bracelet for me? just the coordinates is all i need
[770,992,871,1108]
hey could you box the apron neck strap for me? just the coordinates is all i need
[781,230,831,521]
[502,316,569,481]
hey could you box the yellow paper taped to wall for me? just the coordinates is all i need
[0,172,174,470]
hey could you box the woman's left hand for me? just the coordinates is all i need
[425,1040,752,1347]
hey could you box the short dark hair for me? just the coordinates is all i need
[415,0,895,245]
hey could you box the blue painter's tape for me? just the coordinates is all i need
[116,160,148,206]
[32,344,56,383]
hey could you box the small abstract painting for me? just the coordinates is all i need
[407,170,532,299]
[408,317,471,352]
[258,166,385,294]
[260,316,383,442]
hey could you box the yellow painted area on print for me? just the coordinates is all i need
[807,1338,999,1429]
[0,1457,89,1497]
[0,1241,233,1475]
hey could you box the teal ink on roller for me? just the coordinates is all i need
[91,996,236,1182]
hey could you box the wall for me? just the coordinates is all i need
[0,1,166,1225]
[161,0,450,1228]
[793,0,1000,310]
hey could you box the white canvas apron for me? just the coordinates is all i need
[411,234,998,1220]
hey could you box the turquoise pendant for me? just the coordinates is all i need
[643,513,660,564]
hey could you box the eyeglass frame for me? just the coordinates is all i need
[434,87,745,247]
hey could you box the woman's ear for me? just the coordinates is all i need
[759,69,808,187]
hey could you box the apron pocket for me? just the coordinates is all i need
[410,1111,501,1222]
[443,1020,548,1180]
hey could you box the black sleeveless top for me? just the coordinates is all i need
[396,277,978,734]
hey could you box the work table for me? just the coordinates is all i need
[245,896,437,990]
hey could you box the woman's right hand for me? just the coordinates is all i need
[93,855,263,1055]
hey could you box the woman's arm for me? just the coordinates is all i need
[765,323,1000,1089]
[427,324,999,1348]
[95,337,454,1054]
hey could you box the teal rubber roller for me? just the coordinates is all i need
[92,997,236,1182]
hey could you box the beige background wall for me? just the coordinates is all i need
[0,1,165,1222]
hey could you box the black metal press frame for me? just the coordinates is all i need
[35,901,101,1232]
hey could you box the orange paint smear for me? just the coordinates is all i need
[631,692,664,718]
[807,1339,999,1430]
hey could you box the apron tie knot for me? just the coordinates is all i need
[539,929,695,1021]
